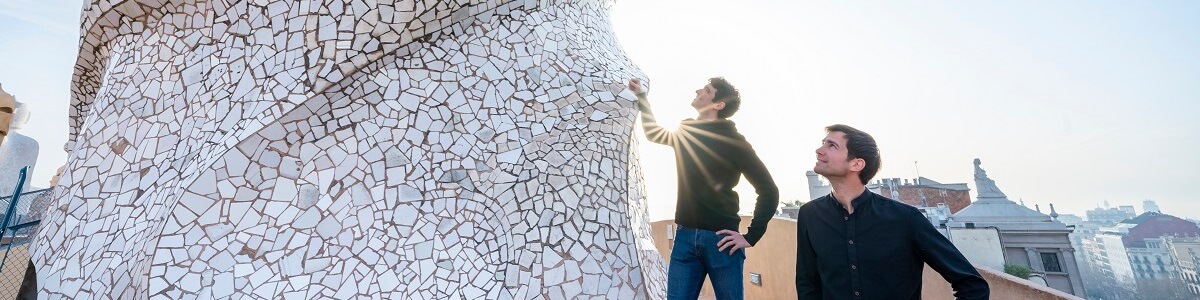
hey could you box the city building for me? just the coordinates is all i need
[1120,213,1200,281]
[806,171,972,213]
[1084,212,1200,296]
[1056,214,1084,226]
[1092,233,1138,285]
[1118,205,1137,216]
[878,177,973,213]
[1087,206,1136,225]
[1143,199,1161,214]
[1163,236,1200,296]
[945,159,1084,296]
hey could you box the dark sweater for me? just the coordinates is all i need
[637,94,779,245]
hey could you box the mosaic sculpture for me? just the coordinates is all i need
[32,0,666,298]
[0,84,39,196]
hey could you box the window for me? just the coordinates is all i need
[1041,252,1063,272]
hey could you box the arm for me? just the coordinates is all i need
[795,209,822,299]
[912,212,990,299]
[628,79,670,145]
[739,144,779,246]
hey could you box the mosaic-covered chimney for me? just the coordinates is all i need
[34,0,666,298]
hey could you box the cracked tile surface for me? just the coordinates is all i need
[35,0,667,298]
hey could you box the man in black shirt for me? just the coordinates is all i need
[795,125,989,300]
[628,78,779,300]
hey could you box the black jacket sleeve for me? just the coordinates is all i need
[636,93,671,146]
[738,142,778,246]
[912,211,990,299]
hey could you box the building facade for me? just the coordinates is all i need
[806,171,972,214]
[946,159,1084,296]
[1087,207,1136,225]
[1143,200,1161,214]
[1163,236,1200,296]
[1127,237,1177,280]
[878,177,973,213]
[1083,212,1200,296]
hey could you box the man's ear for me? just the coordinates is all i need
[713,101,727,111]
[849,158,866,172]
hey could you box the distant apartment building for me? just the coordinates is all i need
[806,171,972,213]
[1084,212,1200,295]
[1056,214,1084,226]
[1087,206,1137,225]
[942,159,1084,296]
[1118,205,1137,215]
[1091,233,1138,285]
[1127,237,1177,280]
[877,177,972,213]
[1163,236,1200,296]
[1142,200,1161,214]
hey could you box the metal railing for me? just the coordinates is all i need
[0,167,48,299]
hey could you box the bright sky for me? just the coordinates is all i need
[2,1,1198,222]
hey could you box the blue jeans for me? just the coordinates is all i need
[667,225,745,300]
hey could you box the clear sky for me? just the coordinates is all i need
[2,1,1198,221]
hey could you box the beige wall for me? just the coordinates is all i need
[652,216,1082,300]
[651,217,796,299]
[923,265,1082,300]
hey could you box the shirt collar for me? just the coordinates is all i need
[825,189,873,213]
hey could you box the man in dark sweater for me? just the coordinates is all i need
[795,125,989,299]
[628,78,779,300]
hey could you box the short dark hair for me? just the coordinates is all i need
[709,77,741,119]
[826,124,881,185]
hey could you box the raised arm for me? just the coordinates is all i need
[628,79,670,145]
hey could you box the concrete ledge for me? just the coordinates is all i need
[922,264,1083,300]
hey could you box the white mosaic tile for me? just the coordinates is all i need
[34,0,667,298]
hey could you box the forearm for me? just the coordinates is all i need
[913,213,990,299]
[636,93,669,145]
[742,151,779,246]
[744,193,778,246]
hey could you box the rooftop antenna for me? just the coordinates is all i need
[913,160,928,207]
[913,160,922,183]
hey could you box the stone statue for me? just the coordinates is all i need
[0,84,38,196]
[33,0,665,298]
[0,83,19,145]
[973,158,1007,199]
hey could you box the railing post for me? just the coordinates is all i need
[0,166,29,272]
[0,166,28,242]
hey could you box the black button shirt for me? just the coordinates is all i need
[795,191,989,300]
